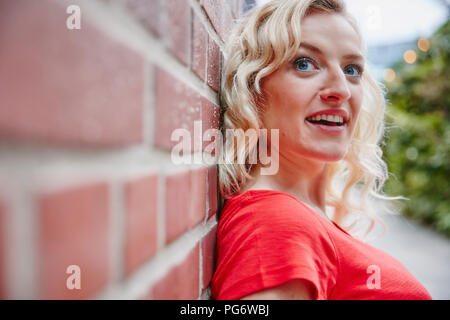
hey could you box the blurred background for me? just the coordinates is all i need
[256,0,450,299]
[0,0,448,301]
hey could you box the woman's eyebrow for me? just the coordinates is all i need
[298,42,365,62]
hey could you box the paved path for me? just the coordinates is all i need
[368,213,450,300]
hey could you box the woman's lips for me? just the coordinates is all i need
[305,118,347,134]
[306,109,350,123]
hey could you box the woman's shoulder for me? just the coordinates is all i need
[218,189,328,237]
[220,189,312,219]
[213,189,339,300]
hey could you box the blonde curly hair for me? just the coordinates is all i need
[217,0,404,239]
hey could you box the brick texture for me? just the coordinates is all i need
[207,165,219,218]
[167,0,191,65]
[192,11,208,81]
[202,97,221,153]
[207,37,221,92]
[201,225,217,291]
[154,67,202,152]
[37,182,110,299]
[0,0,144,146]
[202,0,234,42]
[165,168,207,244]
[147,243,200,299]
[0,0,244,300]
[124,175,159,276]
[126,0,162,37]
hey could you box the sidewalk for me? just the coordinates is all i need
[368,213,450,300]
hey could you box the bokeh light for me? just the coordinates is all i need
[403,50,417,64]
[383,68,396,82]
[417,38,430,52]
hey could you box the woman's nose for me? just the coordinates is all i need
[319,67,351,103]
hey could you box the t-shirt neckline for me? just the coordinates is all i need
[228,189,353,237]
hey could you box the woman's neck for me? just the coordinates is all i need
[241,155,330,221]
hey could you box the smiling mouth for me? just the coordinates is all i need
[305,118,346,127]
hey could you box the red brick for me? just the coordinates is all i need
[124,175,159,276]
[189,167,207,225]
[165,170,189,244]
[165,168,207,244]
[202,0,220,36]
[37,182,110,299]
[201,97,220,152]
[126,0,162,37]
[207,37,221,92]
[154,67,202,152]
[149,243,200,299]
[167,0,190,65]
[201,225,217,290]
[0,0,144,147]
[202,0,234,42]
[191,11,208,81]
[207,166,218,218]
[220,7,234,43]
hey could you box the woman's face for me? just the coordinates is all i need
[260,12,364,163]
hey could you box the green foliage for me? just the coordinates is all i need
[382,20,450,237]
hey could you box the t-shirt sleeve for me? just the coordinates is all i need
[211,193,338,300]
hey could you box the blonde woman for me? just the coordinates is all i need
[211,0,432,300]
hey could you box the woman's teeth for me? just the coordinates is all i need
[306,114,345,126]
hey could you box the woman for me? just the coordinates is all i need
[211,0,432,300]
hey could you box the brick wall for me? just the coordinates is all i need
[0,0,244,299]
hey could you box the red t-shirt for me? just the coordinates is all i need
[211,190,432,300]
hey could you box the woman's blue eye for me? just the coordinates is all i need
[344,65,363,77]
[293,57,364,78]
[294,58,316,72]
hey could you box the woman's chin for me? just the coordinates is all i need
[307,149,348,163]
